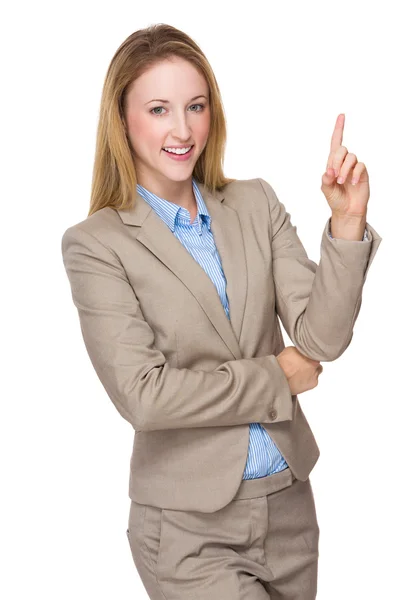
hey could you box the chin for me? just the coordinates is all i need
[165,172,193,182]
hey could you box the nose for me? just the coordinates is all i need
[171,109,193,141]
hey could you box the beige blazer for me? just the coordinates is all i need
[61,177,382,512]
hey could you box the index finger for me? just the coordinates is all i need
[330,113,345,152]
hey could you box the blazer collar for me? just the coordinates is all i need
[116,181,246,359]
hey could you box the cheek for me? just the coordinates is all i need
[195,111,211,140]
[128,115,163,148]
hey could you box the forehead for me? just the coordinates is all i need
[129,57,208,99]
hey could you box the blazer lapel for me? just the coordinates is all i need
[116,181,247,360]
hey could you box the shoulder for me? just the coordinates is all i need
[61,206,123,260]
[61,206,121,244]
[221,177,280,213]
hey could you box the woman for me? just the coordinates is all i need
[61,23,382,600]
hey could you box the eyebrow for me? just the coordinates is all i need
[145,95,208,105]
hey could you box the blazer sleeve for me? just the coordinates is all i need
[258,177,383,362]
[61,225,294,432]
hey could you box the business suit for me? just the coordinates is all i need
[61,176,382,598]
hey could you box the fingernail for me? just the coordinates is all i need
[351,178,358,185]
[337,176,344,184]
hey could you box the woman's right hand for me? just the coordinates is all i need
[276,346,323,395]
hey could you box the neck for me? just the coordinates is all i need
[137,173,196,211]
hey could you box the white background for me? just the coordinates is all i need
[1,1,417,598]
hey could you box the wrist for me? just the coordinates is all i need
[330,213,367,241]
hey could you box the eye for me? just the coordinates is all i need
[150,104,205,116]
[189,104,205,112]
[150,106,166,116]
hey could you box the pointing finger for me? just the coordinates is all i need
[330,113,345,153]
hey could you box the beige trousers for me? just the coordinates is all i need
[126,467,319,599]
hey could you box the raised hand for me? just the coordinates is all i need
[321,113,370,218]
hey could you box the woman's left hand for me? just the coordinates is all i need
[321,114,370,218]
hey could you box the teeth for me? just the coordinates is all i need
[163,146,192,154]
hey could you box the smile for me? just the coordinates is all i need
[162,146,195,161]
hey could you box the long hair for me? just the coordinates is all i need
[88,23,236,217]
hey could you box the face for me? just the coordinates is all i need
[123,56,211,197]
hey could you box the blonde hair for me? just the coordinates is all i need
[88,23,236,217]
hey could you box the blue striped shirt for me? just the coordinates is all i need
[136,177,289,479]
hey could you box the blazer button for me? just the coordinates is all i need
[269,409,277,420]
